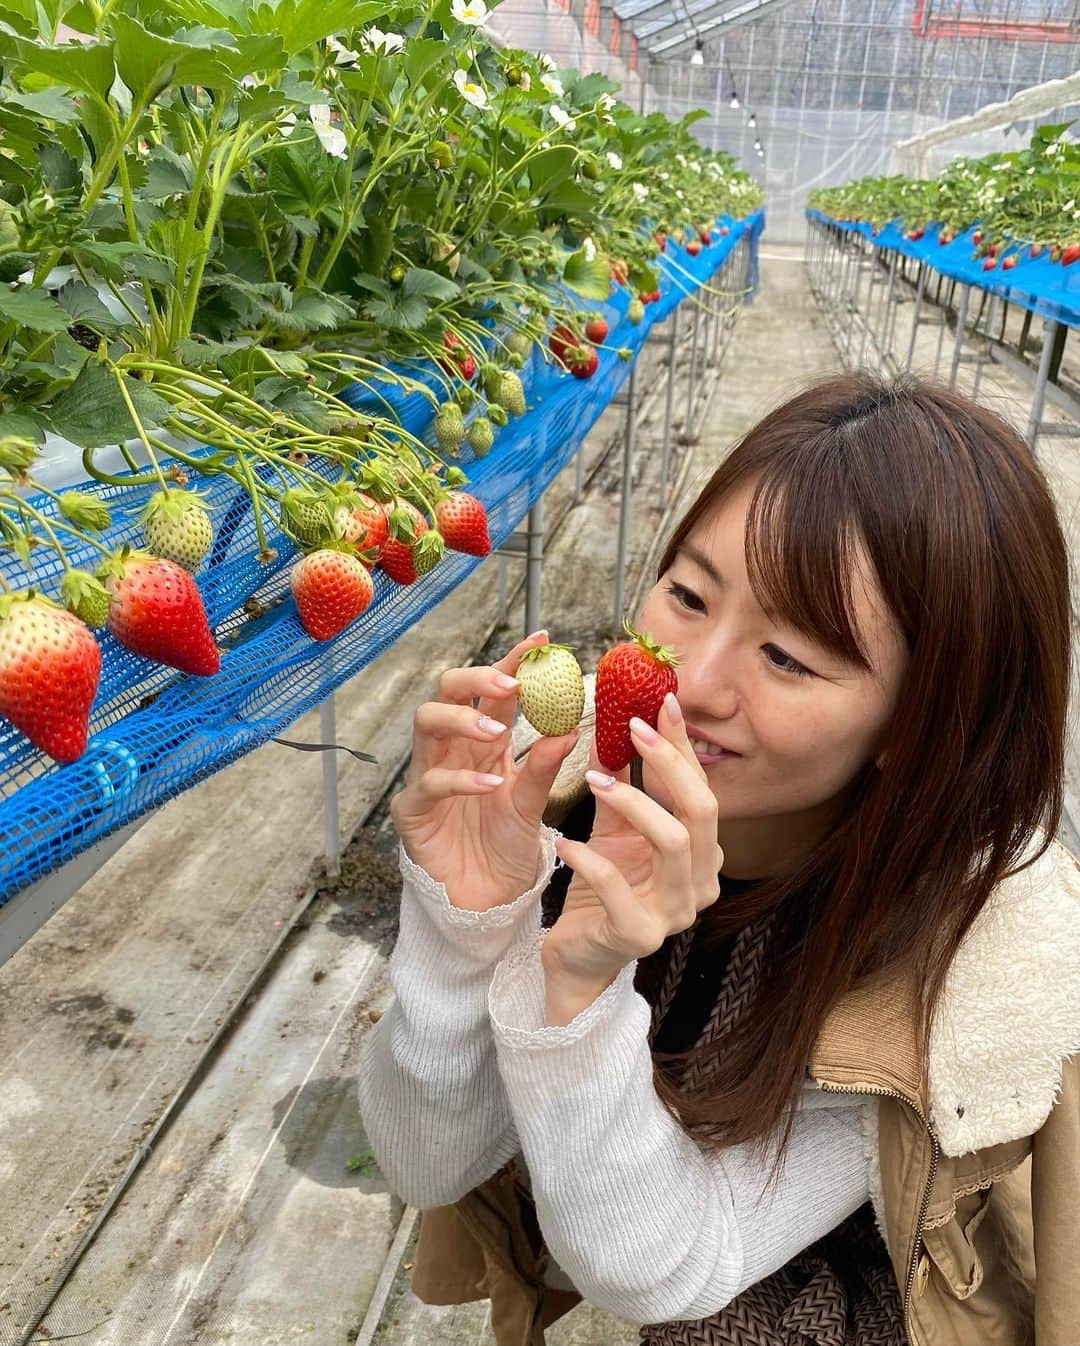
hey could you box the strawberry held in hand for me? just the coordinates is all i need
[0,593,101,763]
[517,642,585,738]
[100,550,220,676]
[291,549,374,641]
[594,619,680,771]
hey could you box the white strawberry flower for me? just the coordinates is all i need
[454,68,489,109]
[362,26,405,54]
[631,181,649,202]
[541,73,564,98]
[451,0,488,24]
[516,71,532,90]
[606,150,623,170]
[597,93,615,112]
[548,104,572,130]
[675,152,687,167]
[583,236,597,261]
[539,53,556,71]
[326,35,360,64]
[309,105,348,158]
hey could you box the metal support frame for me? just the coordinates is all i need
[806,226,1075,464]
[659,304,681,508]
[320,695,341,880]
[613,361,638,628]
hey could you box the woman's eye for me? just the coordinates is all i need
[665,581,706,613]
[764,643,812,678]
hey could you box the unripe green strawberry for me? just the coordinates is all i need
[434,402,466,452]
[413,529,446,575]
[280,488,332,546]
[505,331,533,359]
[627,298,645,325]
[62,569,111,628]
[488,370,526,417]
[517,643,585,738]
[468,417,495,457]
[59,491,111,532]
[141,490,213,572]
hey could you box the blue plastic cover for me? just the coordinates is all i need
[806,208,1080,330]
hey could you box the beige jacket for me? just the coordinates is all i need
[409,692,1080,1345]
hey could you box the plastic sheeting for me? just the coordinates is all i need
[807,208,1080,329]
[0,209,764,903]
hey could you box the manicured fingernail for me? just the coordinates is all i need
[629,716,659,744]
[474,772,504,787]
[527,629,548,642]
[664,692,682,723]
[586,769,617,790]
[493,672,519,689]
[477,714,507,735]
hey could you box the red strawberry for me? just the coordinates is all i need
[983,256,998,271]
[1062,243,1080,266]
[568,345,599,379]
[438,332,477,381]
[972,229,983,244]
[719,224,730,236]
[348,492,390,557]
[0,594,101,763]
[686,239,702,257]
[1030,243,1044,259]
[1002,254,1018,271]
[655,232,667,252]
[907,227,924,241]
[939,230,953,245]
[549,324,578,364]
[435,491,492,557]
[650,288,661,302]
[291,549,374,641]
[699,230,712,246]
[101,551,219,676]
[584,316,609,345]
[379,501,429,586]
[987,241,999,257]
[594,620,680,771]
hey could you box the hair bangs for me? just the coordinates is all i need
[744,450,873,673]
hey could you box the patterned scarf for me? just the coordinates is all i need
[639,916,907,1346]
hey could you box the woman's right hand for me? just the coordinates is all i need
[390,630,582,911]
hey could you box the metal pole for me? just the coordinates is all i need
[686,304,702,431]
[1025,318,1059,452]
[948,285,970,390]
[525,494,544,637]
[320,695,341,879]
[574,446,585,503]
[613,362,638,628]
[660,305,681,508]
[906,262,927,371]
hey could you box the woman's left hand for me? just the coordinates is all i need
[542,692,724,1024]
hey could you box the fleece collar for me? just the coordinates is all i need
[924,833,1080,1155]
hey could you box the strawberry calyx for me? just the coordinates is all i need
[518,640,577,667]
[621,616,680,668]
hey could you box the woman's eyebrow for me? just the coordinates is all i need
[675,543,725,587]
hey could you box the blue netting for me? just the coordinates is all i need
[807,209,1080,330]
[0,210,763,903]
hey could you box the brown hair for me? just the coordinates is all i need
[637,370,1072,1154]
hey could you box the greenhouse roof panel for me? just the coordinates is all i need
[636,0,796,54]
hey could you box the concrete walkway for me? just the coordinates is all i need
[2,244,1076,1346]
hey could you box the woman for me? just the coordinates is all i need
[358,372,1079,1346]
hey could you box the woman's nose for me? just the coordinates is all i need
[677,661,739,722]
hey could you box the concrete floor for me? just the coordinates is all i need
[1,243,1077,1346]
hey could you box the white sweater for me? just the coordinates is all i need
[356,826,872,1325]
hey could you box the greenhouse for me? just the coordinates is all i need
[0,2,1077,1343]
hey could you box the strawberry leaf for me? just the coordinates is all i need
[0,284,70,333]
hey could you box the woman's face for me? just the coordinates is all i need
[635,478,910,878]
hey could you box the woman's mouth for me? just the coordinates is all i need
[688,737,740,765]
